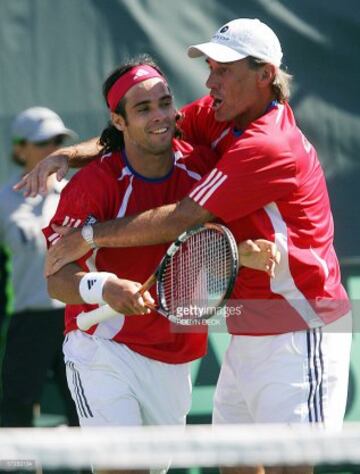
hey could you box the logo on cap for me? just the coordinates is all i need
[134,68,150,79]
[219,25,229,33]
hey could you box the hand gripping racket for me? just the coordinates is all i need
[76,223,239,330]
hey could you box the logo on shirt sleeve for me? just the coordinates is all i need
[48,214,97,246]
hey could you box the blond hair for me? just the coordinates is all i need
[247,56,292,103]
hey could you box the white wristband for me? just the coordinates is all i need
[79,272,115,305]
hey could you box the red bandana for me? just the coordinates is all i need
[107,65,165,112]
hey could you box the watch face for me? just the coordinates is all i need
[84,214,97,226]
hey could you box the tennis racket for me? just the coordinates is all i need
[76,223,239,330]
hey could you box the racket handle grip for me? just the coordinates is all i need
[138,274,157,311]
[77,305,119,331]
[139,274,157,294]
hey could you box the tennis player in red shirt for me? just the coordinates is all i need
[43,56,276,465]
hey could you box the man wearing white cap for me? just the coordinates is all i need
[12,107,76,144]
[17,20,352,473]
[0,107,78,427]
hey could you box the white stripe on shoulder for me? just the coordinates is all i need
[174,149,201,180]
[198,174,227,206]
[211,127,231,149]
[118,166,133,181]
[59,216,84,231]
[61,216,83,228]
[51,236,61,246]
[189,168,218,199]
[174,150,183,161]
[264,202,323,328]
[100,151,112,161]
[189,169,226,203]
[48,232,59,242]
[310,247,329,279]
[174,162,201,181]
[117,175,134,217]
[69,218,78,227]
[275,103,284,124]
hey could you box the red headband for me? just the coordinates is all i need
[107,65,165,112]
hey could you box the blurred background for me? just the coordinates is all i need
[0,0,359,257]
[0,0,360,258]
[0,0,359,470]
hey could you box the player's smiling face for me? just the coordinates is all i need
[205,57,261,126]
[117,78,176,156]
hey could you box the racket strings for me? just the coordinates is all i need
[161,229,234,318]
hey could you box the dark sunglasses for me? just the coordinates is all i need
[12,135,66,147]
[33,135,66,147]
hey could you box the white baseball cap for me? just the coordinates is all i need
[11,106,77,143]
[187,18,283,67]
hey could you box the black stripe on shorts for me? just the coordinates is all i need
[67,362,93,418]
[306,328,324,424]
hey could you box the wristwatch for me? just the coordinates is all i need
[81,224,97,249]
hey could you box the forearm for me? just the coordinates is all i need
[45,198,214,276]
[45,203,280,278]
[47,261,154,315]
[47,263,85,304]
[94,198,214,247]
[65,137,102,168]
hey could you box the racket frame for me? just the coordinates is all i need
[156,222,239,321]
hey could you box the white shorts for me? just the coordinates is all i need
[213,313,352,430]
[63,330,192,427]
